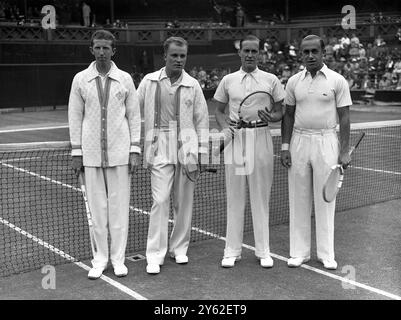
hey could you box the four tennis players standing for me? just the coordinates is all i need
[68,31,351,278]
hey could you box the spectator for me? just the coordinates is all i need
[359,44,366,59]
[390,75,399,90]
[396,28,401,44]
[235,3,245,27]
[349,42,360,60]
[82,1,91,27]
[367,43,379,59]
[189,66,198,78]
[393,58,401,75]
[0,3,6,19]
[374,34,385,47]
[378,75,391,89]
[345,73,356,89]
[288,45,297,60]
[350,33,360,46]
[361,74,374,91]
[396,76,401,90]
[340,33,351,49]
[281,65,291,81]
[197,67,207,88]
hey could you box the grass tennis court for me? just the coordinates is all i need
[0,107,400,301]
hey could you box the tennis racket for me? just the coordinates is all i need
[216,90,275,155]
[322,132,365,203]
[185,165,218,182]
[78,173,97,255]
[182,153,217,182]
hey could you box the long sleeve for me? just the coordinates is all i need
[68,74,84,157]
[193,81,209,154]
[125,76,141,154]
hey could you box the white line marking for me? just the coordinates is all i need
[366,132,401,139]
[2,160,401,300]
[133,206,401,300]
[0,121,147,134]
[350,165,401,175]
[0,125,69,133]
[0,161,147,300]
[0,217,147,300]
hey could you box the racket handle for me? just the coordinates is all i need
[214,133,233,156]
[348,132,365,156]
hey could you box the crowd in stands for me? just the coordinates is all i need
[2,1,401,92]
[0,1,27,23]
[257,33,401,91]
[367,12,401,24]
[129,32,401,93]
[185,33,401,92]
[188,67,231,90]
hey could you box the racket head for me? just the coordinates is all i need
[186,167,200,182]
[183,153,199,182]
[323,165,344,202]
[238,90,274,123]
[186,167,217,182]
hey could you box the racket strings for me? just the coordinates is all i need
[323,167,343,202]
[239,91,274,123]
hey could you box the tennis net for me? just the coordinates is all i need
[1,120,400,277]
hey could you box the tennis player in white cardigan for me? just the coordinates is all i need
[137,37,209,275]
[68,30,141,279]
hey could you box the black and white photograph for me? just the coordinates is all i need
[0,0,400,309]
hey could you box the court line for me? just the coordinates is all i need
[0,161,147,300]
[0,217,147,300]
[2,161,400,300]
[350,165,401,175]
[134,209,401,300]
[0,125,69,133]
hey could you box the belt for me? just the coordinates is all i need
[239,120,268,129]
[293,127,336,135]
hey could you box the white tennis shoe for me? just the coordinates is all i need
[146,264,160,274]
[174,255,189,264]
[287,257,310,268]
[322,259,338,270]
[221,256,241,268]
[259,256,274,268]
[113,264,128,277]
[88,267,104,280]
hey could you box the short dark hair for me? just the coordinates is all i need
[91,29,116,48]
[163,36,188,55]
[239,34,260,50]
[301,35,325,50]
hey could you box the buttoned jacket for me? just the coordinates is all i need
[137,68,209,167]
[68,61,141,167]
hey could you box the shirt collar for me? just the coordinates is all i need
[150,67,193,87]
[159,67,183,85]
[302,63,328,80]
[239,67,260,83]
[302,63,329,80]
[86,61,121,82]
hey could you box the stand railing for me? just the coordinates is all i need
[1,21,400,44]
